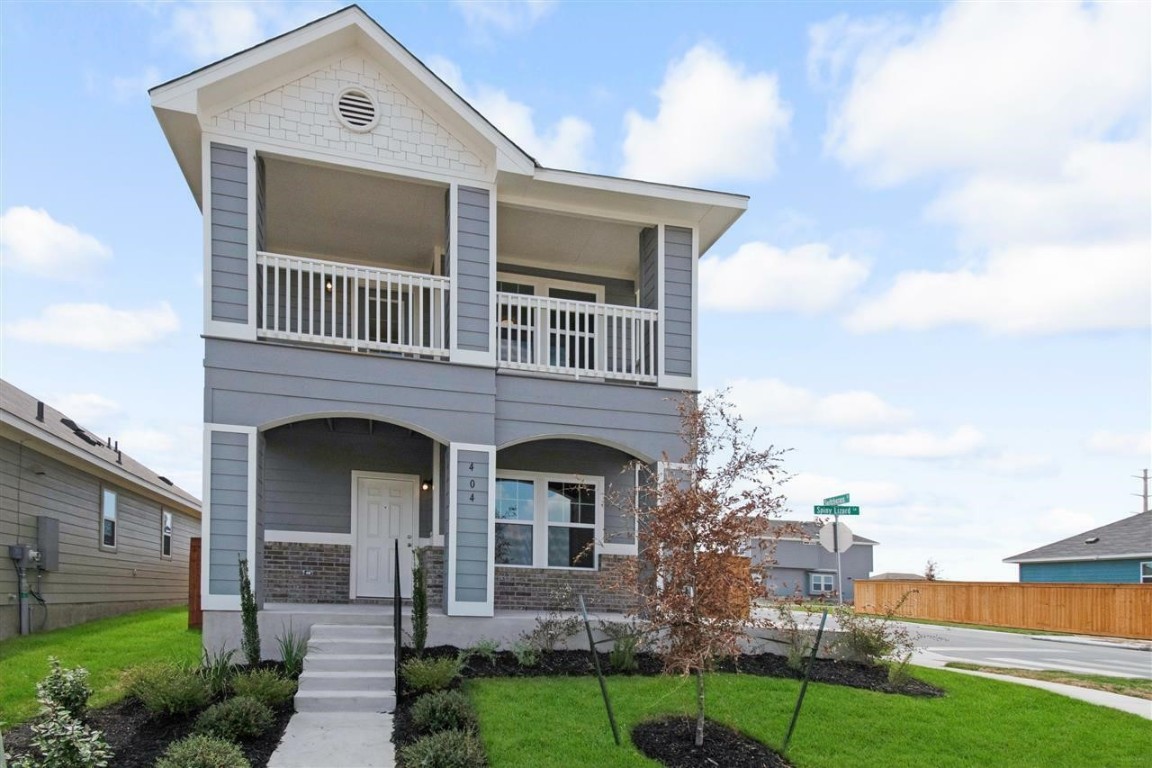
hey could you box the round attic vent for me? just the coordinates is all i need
[334,88,378,132]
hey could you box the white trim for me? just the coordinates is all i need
[202,423,258,609]
[1005,553,1152,564]
[349,470,419,600]
[494,470,605,569]
[532,167,749,210]
[431,443,443,545]
[495,272,606,303]
[446,442,497,617]
[246,146,258,330]
[656,223,665,381]
[264,530,353,545]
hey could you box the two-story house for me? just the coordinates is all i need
[151,6,746,647]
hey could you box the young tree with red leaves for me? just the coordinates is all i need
[615,391,788,747]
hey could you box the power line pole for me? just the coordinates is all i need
[1135,469,1150,514]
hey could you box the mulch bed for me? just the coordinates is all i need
[633,716,793,768]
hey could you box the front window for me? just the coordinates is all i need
[1141,562,1152,584]
[495,474,601,569]
[101,488,117,549]
[809,572,834,594]
[161,511,173,558]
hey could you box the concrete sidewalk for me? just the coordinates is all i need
[267,713,395,768]
[913,650,1152,720]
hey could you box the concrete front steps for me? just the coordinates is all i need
[295,624,396,713]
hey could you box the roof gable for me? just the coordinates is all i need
[1004,511,1152,563]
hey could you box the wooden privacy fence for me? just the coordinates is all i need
[855,580,1152,640]
[188,537,202,630]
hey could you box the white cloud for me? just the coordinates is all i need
[425,56,594,170]
[117,427,178,455]
[700,242,868,313]
[156,1,339,62]
[3,303,180,351]
[1085,431,1152,457]
[455,0,556,35]
[843,426,984,459]
[818,1,1151,335]
[52,393,122,425]
[621,44,791,185]
[784,472,907,509]
[983,452,1058,479]
[727,378,911,432]
[1,207,111,279]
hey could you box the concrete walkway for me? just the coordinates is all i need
[267,713,395,768]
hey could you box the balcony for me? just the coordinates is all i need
[498,293,658,383]
[256,252,449,357]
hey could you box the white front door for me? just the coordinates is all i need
[354,475,416,599]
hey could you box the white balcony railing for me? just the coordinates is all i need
[497,293,658,383]
[256,252,449,357]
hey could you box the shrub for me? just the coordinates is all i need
[399,729,486,768]
[523,586,582,652]
[462,638,499,667]
[599,622,641,674]
[401,656,462,693]
[194,696,274,742]
[510,641,538,669]
[410,690,478,735]
[125,663,210,716]
[11,700,112,768]
[200,646,238,698]
[154,734,251,768]
[833,592,917,666]
[230,669,297,709]
[772,603,815,673]
[275,629,308,680]
[37,657,92,718]
[239,557,261,668]
[411,548,428,655]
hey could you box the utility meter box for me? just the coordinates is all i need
[37,516,59,571]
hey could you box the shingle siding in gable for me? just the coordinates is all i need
[211,143,249,324]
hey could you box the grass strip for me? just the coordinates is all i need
[469,667,1151,768]
[944,661,1152,700]
[0,606,199,725]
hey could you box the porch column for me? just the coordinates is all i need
[202,424,258,610]
[204,141,258,341]
[448,184,496,367]
[657,224,697,389]
[445,443,496,616]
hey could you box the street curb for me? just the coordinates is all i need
[1030,635,1152,652]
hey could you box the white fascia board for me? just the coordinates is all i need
[0,417,200,517]
[532,168,749,211]
[1003,553,1152,564]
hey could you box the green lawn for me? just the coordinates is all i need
[469,668,1152,768]
[0,606,200,725]
[944,662,1152,700]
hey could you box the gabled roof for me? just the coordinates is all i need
[755,519,879,546]
[1003,511,1151,564]
[149,4,747,253]
[0,379,200,518]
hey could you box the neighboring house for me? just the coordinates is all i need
[149,6,747,643]
[868,572,926,581]
[749,520,877,602]
[0,379,200,640]
[1003,512,1152,584]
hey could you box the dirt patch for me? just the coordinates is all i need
[633,716,793,768]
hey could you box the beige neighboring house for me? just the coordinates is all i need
[1,379,200,640]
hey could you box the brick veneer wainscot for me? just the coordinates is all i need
[494,555,637,612]
[263,542,351,603]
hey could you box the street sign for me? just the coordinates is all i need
[813,505,860,515]
[823,493,850,506]
[818,522,854,553]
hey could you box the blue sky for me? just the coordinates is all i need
[2,1,1148,580]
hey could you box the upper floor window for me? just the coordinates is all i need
[161,511,173,558]
[495,473,602,570]
[101,488,117,549]
[1141,561,1151,584]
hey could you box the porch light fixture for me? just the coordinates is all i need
[421,479,432,491]
[325,279,334,293]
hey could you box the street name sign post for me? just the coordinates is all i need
[814,493,861,604]
[813,505,859,515]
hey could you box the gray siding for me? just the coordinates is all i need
[495,374,684,464]
[211,143,249,324]
[205,339,496,445]
[209,431,249,595]
[638,227,658,310]
[262,419,432,535]
[498,263,636,307]
[454,450,489,604]
[497,440,636,548]
[663,226,693,377]
[754,538,875,601]
[457,186,491,352]
[0,437,197,640]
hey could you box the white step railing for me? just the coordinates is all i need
[497,293,658,383]
[257,252,449,357]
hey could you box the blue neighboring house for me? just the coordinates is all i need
[1003,511,1151,584]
